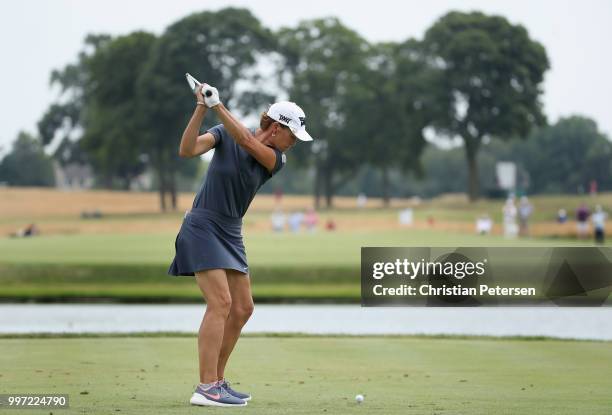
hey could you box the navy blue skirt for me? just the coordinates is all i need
[167,207,248,276]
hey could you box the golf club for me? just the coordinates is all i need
[185,72,212,97]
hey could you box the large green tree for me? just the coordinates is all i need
[82,31,158,189]
[138,7,277,211]
[362,39,451,205]
[422,11,549,200]
[278,18,373,208]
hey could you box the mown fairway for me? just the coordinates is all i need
[0,227,588,266]
[0,228,589,302]
[1,334,610,415]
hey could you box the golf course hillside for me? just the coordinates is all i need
[1,188,608,302]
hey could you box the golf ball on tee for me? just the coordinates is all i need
[355,394,364,403]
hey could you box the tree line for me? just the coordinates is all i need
[3,8,606,209]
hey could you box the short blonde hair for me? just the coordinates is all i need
[259,111,295,138]
[259,112,275,130]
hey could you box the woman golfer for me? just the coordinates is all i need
[168,82,313,407]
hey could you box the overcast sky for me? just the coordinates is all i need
[1,0,611,157]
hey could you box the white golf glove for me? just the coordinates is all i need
[202,84,220,108]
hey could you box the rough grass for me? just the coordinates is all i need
[2,187,611,237]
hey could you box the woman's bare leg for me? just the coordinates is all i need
[195,269,232,384]
[217,270,254,380]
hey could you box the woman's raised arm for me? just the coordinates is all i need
[178,85,216,158]
[212,103,277,173]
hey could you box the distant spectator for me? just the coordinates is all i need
[476,214,493,235]
[23,223,38,237]
[81,208,103,219]
[398,208,413,226]
[274,187,283,206]
[557,208,568,224]
[9,223,39,238]
[356,193,367,209]
[592,205,607,244]
[325,219,336,231]
[576,203,590,239]
[304,208,319,232]
[589,180,598,196]
[270,209,286,232]
[518,196,533,236]
[288,211,304,233]
[502,197,518,238]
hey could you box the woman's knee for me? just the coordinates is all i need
[206,292,233,317]
[232,301,254,324]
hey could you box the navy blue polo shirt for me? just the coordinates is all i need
[191,124,286,218]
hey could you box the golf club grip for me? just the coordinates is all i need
[205,90,212,97]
